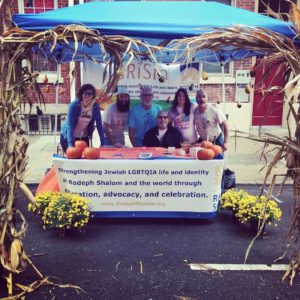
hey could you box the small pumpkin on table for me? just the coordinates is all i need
[197,141,223,160]
[66,140,100,159]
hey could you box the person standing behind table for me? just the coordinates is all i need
[194,88,229,151]
[143,110,183,148]
[128,85,162,147]
[168,88,197,143]
[60,83,106,153]
[103,87,130,148]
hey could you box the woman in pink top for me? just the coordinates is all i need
[168,88,197,143]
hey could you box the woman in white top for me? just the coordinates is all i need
[168,88,197,142]
[60,84,106,153]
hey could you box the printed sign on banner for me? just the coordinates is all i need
[82,60,200,101]
[53,157,224,215]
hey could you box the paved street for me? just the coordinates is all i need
[1,185,299,300]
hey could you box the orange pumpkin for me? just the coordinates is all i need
[199,141,214,149]
[43,85,50,94]
[75,140,88,151]
[83,147,100,159]
[211,145,223,157]
[197,148,215,160]
[66,147,82,159]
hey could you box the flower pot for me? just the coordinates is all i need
[250,219,266,236]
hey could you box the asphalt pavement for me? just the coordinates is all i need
[0,132,296,299]
[1,185,299,300]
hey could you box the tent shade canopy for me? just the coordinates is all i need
[12,1,296,64]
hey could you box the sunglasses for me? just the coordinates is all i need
[158,116,168,119]
[83,91,94,97]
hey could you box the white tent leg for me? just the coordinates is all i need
[221,63,228,168]
[53,63,61,154]
[199,62,203,90]
[221,63,226,115]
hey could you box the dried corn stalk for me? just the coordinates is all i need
[1,0,300,294]
[171,3,300,284]
[0,1,161,297]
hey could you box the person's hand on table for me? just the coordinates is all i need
[223,142,228,151]
[113,142,124,148]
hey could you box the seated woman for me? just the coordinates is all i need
[168,88,197,143]
[60,84,106,153]
[143,110,183,148]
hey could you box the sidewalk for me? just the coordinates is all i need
[24,134,289,185]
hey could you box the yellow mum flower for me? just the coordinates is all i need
[29,191,91,232]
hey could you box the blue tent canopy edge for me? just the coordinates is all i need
[12,1,296,64]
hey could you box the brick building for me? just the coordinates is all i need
[0,0,298,134]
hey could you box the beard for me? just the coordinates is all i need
[116,100,130,113]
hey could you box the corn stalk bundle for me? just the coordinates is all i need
[169,3,300,284]
[1,0,300,295]
[1,24,161,96]
[0,2,161,297]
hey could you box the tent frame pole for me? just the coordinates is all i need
[54,63,61,154]
[221,62,226,115]
[221,62,228,168]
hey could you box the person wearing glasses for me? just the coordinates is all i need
[60,84,106,153]
[143,110,183,148]
[128,85,162,147]
[194,88,229,151]
[168,88,197,143]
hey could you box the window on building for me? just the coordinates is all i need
[22,1,58,72]
[24,0,56,14]
[203,0,232,74]
[32,53,57,72]
[203,62,230,74]
[258,0,296,21]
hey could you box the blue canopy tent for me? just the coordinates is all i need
[12,1,296,64]
[12,1,297,154]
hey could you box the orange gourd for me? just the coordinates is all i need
[201,71,208,80]
[211,145,223,157]
[43,75,48,84]
[43,85,50,94]
[197,148,215,160]
[83,147,100,159]
[245,84,251,94]
[66,147,82,159]
[199,141,214,149]
[75,140,88,151]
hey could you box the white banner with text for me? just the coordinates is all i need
[53,157,224,214]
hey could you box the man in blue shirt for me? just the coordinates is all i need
[128,85,162,146]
